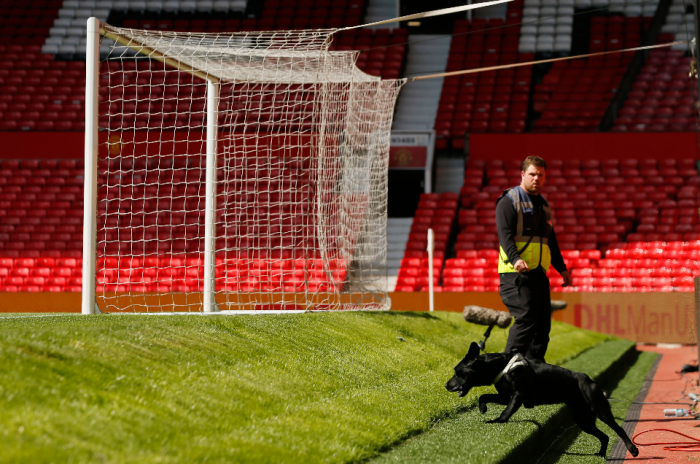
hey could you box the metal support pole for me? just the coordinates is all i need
[82,17,100,315]
[695,277,700,367]
[424,130,435,194]
[203,79,220,313]
[694,0,700,118]
[427,228,434,312]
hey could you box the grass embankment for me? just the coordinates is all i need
[0,312,609,463]
[372,340,640,464]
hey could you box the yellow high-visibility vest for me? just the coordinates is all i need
[497,186,553,274]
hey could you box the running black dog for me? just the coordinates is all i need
[445,342,639,458]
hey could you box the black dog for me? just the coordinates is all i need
[445,342,639,458]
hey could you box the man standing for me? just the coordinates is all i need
[496,156,571,361]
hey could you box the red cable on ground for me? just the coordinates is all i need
[633,429,700,452]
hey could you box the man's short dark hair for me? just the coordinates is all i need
[522,156,547,172]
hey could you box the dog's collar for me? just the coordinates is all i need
[493,353,527,385]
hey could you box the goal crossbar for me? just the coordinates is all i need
[101,27,218,83]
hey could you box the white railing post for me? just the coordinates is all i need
[82,17,100,315]
[203,79,220,312]
[427,228,434,312]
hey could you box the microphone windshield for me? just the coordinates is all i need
[463,305,512,329]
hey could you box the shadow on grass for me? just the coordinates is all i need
[533,351,643,464]
[376,311,440,320]
[509,419,544,428]
[364,403,474,458]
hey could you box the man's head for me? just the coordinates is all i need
[520,156,547,195]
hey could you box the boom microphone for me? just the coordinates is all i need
[462,300,569,351]
[463,305,512,329]
[463,306,512,351]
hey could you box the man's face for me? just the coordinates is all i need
[521,164,545,194]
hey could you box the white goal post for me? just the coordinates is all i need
[81,18,405,314]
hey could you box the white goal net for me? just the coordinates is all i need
[85,21,404,313]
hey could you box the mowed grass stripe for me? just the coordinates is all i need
[371,339,635,464]
[0,312,609,463]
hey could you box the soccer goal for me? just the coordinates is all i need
[82,18,405,314]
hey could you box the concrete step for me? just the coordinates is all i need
[434,158,465,193]
[392,34,450,131]
[387,217,412,273]
[364,0,397,26]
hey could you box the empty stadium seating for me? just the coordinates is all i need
[0,0,62,45]
[519,0,656,55]
[0,149,346,293]
[393,156,700,293]
[532,13,649,133]
[613,49,695,132]
[44,0,249,56]
[0,254,347,293]
[661,0,696,50]
[114,0,364,33]
[434,0,531,148]
[0,46,86,131]
[556,242,697,293]
[2,0,700,295]
[332,28,407,79]
[519,0,574,53]
[0,0,407,132]
[394,192,458,291]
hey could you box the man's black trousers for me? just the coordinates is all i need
[499,268,552,361]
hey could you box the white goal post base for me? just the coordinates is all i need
[85,309,389,316]
[115,310,313,316]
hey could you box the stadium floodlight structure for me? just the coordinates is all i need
[82,18,405,314]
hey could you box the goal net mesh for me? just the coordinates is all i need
[95,25,404,312]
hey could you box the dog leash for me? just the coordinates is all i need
[493,353,527,385]
[633,429,700,452]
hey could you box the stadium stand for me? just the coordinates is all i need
[0,0,407,132]
[532,15,644,132]
[1,0,699,295]
[519,0,657,55]
[0,0,62,45]
[394,192,457,292]
[605,0,696,132]
[393,155,700,293]
[434,0,531,149]
[519,0,573,54]
[0,54,86,131]
[612,49,695,132]
[662,0,696,50]
[0,0,408,293]
[0,0,81,131]
[43,0,249,56]
[331,28,407,79]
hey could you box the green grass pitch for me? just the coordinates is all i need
[0,311,616,463]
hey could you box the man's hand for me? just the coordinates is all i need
[560,270,572,287]
[513,259,529,273]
